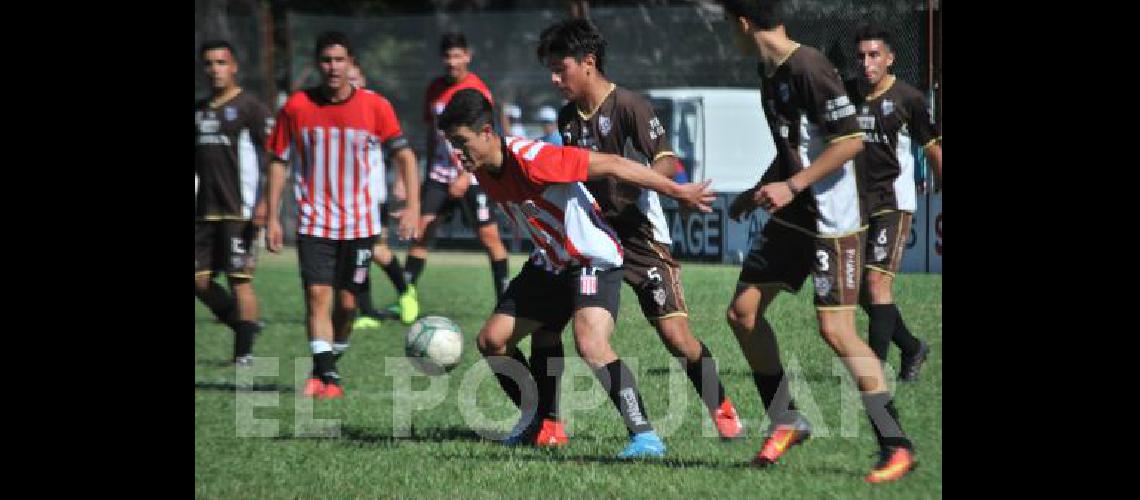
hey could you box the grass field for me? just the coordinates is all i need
[195,248,942,499]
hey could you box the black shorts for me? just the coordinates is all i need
[195,220,258,279]
[421,178,496,227]
[493,261,623,334]
[621,236,688,322]
[738,219,864,309]
[864,210,912,277]
[297,235,376,292]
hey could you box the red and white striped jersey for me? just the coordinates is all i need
[268,88,409,240]
[474,137,623,272]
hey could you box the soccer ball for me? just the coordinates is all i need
[405,316,463,375]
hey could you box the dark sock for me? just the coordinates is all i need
[890,305,921,355]
[196,280,238,325]
[405,255,426,285]
[232,320,260,359]
[685,342,727,414]
[752,369,798,425]
[490,258,509,300]
[530,342,564,420]
[861,391,912,450]
[594,360,654,435]
[382,257,409,295]
[356,278,376,315]
[313,351,339,385]
[865,304,896,362]
[487,347,532,409]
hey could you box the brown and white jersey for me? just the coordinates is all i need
[854,77,940,214]
[759,45,864,237]
[195,90,273,221]
[557,85,676,244]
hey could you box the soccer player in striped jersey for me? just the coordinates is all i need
[265,31,422,399]
[438,88,715,458]
[194,40,272,366]
[721,0,916,482]
[851,24,942,381]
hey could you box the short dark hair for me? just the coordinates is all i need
[440,32,468,54]
[199,40,236,61]
[536,19,607,73]
[438,88,495,133]
[314,31,354,60]
[719,0,784,30]
[854,23,894,53]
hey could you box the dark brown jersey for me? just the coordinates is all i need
[557,85,676,243]
[759,45,864,237]
[195,90,272,220]
[854,77,940,214]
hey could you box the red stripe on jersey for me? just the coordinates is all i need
[339,130,348,240]
[529,216,589,268]
[322,128,333,238]
[528,230,567,269]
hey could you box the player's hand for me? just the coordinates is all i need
[674,179,716,213]
[252,200,268,227]
[448,172,471,199]
[755,182,794,213]
[729,187,759,222]
[266,218,284,253]
[398,209,420,241]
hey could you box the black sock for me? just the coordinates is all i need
[356,278,376,315]
[382,257,409,295]
[594,360,654,435]
[685,342,727,414]
[752,370,798,425]
[530,342,564,420]
[313,351,339,385]
[196,280,238,325]
[232,320,260,359]
[487,347,533,410]
[865,304,896,362]
[890,305,921,355]
[861,391,912,450]
[490,258,509,300]
[405,255,426,285]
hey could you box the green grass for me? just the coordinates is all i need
[195,249,942,499]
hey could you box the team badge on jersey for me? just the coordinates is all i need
[224,106,237,121]
[779,83,791,103]
[813,274,831,298]
[598,115,612,136]
[881,99,894,115]
[652,287,667,306]
[873,245,889,262]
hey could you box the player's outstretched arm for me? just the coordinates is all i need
[264,159,288,253]
[586,151,715,213]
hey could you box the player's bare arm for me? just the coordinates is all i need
[265,158,288,252]
[925,141,942,189]
[391,147,422,240]
[755,135,863,212]
[587,151,714,212]
[649,154,680,179]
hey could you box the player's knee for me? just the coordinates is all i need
[726,304,755,332]
[194,275,212,294]
[817,321,854,348]
[476,328,507,356]
[656,320,696,357]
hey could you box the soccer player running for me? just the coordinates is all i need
[264,31,422,399]
[851,24,942,381]
[720,0,916,482]
[506,19,744,448]
[439,88,715,458]
[195,40,272,366]
[341,61,417,330]
[405,32,511,315]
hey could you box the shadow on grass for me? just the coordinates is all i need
[194,380,295,393]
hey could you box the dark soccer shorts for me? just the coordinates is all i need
[297,235,376,292]
[494,260,623,334]
[738,219,864,309]
[195,220,259,279]
[864,210,913,277]
[421,178,496,227]
[620,236,689,322]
